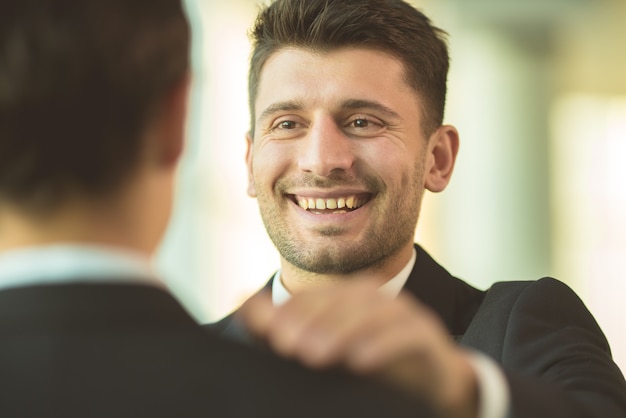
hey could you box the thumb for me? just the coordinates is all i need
[237,290,276,338]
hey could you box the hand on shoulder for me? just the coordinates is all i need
[238,279,479,418]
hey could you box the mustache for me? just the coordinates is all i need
[276,172,382,191]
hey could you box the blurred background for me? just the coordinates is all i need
[157,0,626,372]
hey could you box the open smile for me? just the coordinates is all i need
[289,194,372,214]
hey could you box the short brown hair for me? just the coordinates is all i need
[0,0,189,212]
[248,0,449,136]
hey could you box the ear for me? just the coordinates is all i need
[245,132,257,197]
[424,125,459,193]
[156,73,191,168]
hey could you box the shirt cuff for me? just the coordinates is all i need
[466,350,511,418]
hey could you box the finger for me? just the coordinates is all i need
[286,281,413,368]
[347,316,430,372]
[264,279,383,366]
[344,294,445,372]
[293,284,384,367]
[237,290,276,337]
[263,287,341,358]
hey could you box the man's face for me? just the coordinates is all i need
[247,47,435,275]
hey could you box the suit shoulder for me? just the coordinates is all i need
[497,277,589,313]
[511,278,603,327]
[487,277,577,304]
[486,277,595,322]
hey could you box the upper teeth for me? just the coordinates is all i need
[296,196,363,211]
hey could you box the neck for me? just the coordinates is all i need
[0,170,169,255]
[0,201,140,255]
[279,241,415,294]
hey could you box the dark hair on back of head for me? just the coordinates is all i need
[247,0,449,137]
[0,0,189,213]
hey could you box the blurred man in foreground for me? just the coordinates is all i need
[210,1,626,417]
[0,1,436,417]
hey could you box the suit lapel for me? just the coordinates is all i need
[402,245,486,338]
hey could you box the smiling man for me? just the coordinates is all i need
[209,1,626,418]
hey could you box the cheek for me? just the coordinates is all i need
[252,144,295,179]
[250,155,284,197]
[386,156,427,198]
[367,148,416,185]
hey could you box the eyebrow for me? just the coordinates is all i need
[257,101,304,124]
[341,99,402,120]
[257,98,402,124]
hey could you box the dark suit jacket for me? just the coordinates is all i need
[0,281,435,418]
[209,244,626,418]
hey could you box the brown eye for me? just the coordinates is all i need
[352,118,369,128]
[344,115,385,138]
[268,118,306,140]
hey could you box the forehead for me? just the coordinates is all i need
[254,47,421,117]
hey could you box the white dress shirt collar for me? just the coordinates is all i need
[272,248,417,305]
[0,244,162,292]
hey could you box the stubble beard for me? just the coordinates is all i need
[256,166,424,275]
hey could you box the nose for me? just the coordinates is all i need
[298,115,354,176]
